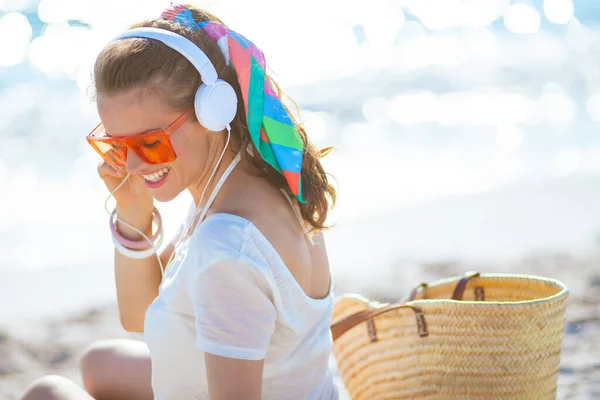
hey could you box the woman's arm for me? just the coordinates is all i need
[190,257,277,399]
[113,207,174,332]
[205,354,264,400]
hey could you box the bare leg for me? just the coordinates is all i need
[80,339,153,400]
[20,375,94,400]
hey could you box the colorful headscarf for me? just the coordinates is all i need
[161,4,305,203]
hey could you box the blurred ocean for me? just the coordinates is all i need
[2,0,600,321]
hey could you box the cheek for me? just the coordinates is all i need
[170,131,206,171]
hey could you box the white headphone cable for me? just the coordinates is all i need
[163,125,232,270]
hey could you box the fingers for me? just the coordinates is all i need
[98,161,125,179]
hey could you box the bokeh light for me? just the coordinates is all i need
[586,93,600,121]
[362,97,391,126]
[363,3,404,47]
[0,12,31,66]
[389,91,439,125]
[544,0,574,25]
[0,0,35,12]
[504,3,541,34]
[539,82,577,124]
[300,110,327,144]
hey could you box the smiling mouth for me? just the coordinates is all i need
[142,167,170,183]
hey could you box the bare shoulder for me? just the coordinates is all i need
[233,194,331,300]
[217,166,332,299]
[246,198,313,269]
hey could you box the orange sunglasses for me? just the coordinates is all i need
[86,108,194,168]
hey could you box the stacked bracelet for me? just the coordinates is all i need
[110,207,164,259]
[111,229,164,259]
[110,207,163,249]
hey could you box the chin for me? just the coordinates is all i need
[151,188,182,203]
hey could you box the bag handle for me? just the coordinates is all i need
[451,271,484,300]
[404,272,485,303]
[406,282,428,301]
[331,303,428,341]
[406,272,485,302]
[330,272,484,342]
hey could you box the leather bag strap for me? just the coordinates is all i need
[331,303,428,341]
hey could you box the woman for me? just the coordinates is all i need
[21,4,337,400]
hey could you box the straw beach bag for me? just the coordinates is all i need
[330,272,569,399]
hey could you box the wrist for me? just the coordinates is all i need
[115,202,153,219]
[114,207,154,241]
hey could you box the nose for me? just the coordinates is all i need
[126,150,145,174]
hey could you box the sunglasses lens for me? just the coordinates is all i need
[127,134,176,165]
[105,147,128,167]
[89,140,127,168]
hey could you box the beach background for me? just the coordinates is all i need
[1,0,599,398]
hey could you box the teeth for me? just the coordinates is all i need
[142,167,170,183]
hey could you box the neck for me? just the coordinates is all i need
[188,146,238,210]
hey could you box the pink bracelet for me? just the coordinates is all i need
[110,207,163,250]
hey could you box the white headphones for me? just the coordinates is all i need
[112,27,238,132]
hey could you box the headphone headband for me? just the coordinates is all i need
[112,27,218,86]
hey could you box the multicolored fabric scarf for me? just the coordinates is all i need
[161,4,306,203]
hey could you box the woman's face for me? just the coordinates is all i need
[97,89,216,203]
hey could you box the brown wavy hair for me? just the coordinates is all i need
[93,6,336,232]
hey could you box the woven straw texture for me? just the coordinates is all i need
[331,273,569,400]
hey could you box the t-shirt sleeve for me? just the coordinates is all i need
[189,257,277,361]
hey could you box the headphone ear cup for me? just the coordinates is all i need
[195,80,238,132]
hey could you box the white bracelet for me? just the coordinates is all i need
[111,229,164,259]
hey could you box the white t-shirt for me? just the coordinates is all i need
[144,211,338,400]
